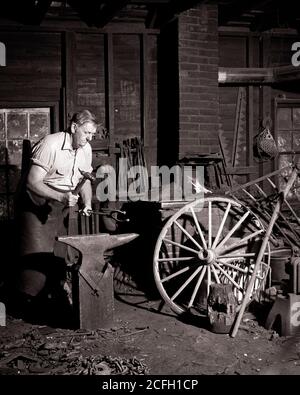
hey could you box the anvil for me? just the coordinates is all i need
[57,233,139,329]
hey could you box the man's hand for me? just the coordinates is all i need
[80,206,92,216]
[61,192,79,207]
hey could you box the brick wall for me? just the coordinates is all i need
[178,3,219,158]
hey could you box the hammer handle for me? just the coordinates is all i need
[72,178,88,195]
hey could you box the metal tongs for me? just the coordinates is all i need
[79,208,129,223]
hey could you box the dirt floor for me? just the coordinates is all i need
[1,285,300,376]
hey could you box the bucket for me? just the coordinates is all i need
[270,248,292,282]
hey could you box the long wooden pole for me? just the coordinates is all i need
[231,166,299,338]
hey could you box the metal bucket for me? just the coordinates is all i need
[270,248,292,282]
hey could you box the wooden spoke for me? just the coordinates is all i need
[217,260,253,274]
[218,229,263,255]
[161,266,191,283]
[163,238,199,254]
[218,253,256,259]
[174,220,203,250]
[187,266,207,308]
[157,256,195,262]
[208,200,212,248]
[207,266,211,296]
[212,202,231,249]
[215,211,250,251]
[211,264,220,284]
[190,206,207,249]
[213,261,245,292]
[171,266,202,302]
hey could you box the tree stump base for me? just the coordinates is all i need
[207,283,237,334]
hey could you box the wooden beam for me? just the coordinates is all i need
[141,34,149,145]
[247,36,254,183]
[105,33,115,156]
[62,31,77,127]
[273,65,300,83]
[1,0,52,25]
[149,0,205,28]
[94,0,129,28]
[219,65,300,85]
[130,0,170,3]
[218,0,274,27]
[218,67,274,84]
[31,0,52,25]
[67,0,129,28]
[0,23,159,34]
[222,166,257,175]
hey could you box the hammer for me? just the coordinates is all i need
[72,169,96,195]
[66,169,96,263]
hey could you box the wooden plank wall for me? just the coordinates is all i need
[0,32,61,104]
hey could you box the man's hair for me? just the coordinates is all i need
[70,110,98,126]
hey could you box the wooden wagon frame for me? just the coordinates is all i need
[151,163,300,336]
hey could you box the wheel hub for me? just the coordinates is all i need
[198,248,215,264]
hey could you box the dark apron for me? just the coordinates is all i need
[15,190,69,296]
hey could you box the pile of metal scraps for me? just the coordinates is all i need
[0,320,149,375]
[66,355,148,375]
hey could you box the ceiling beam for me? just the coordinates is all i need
[149,0,206,29]
[95,0,130,27]
[30,0,53,25]
[1,0,52,25]
[67,0,130,28]
[218,0,274,27]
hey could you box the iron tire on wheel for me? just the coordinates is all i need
[153,196,270,315]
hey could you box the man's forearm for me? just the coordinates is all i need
[27,180,64,203]
[80,180,92,207]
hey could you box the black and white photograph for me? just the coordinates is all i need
[0,0,300,381]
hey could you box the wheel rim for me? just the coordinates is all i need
[153,196,270,315]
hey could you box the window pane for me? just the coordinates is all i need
[278,154,293,196]
[7,140,23,167]
[29,113,49,141]
[278,154,300,200]
[0,142,7,165]
[277,130,292,152]
[293,131,300,150]
[7,112,28,139]
[293,108,300,129]
[0,113,5,139]
[277,108,292,130]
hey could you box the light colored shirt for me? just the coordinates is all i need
[31,131,93,192]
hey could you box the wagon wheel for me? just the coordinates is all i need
[153,196,270,315]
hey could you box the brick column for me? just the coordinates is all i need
[178,3,219,158]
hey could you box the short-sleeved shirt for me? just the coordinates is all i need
[31,131,93,192]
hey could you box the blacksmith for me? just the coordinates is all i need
[12,109,98,322]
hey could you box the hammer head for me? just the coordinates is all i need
[79,169,96,183]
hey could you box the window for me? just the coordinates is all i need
[276,103,300,200]
[0,107,51,220]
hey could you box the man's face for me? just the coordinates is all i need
[72,121,97,149]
